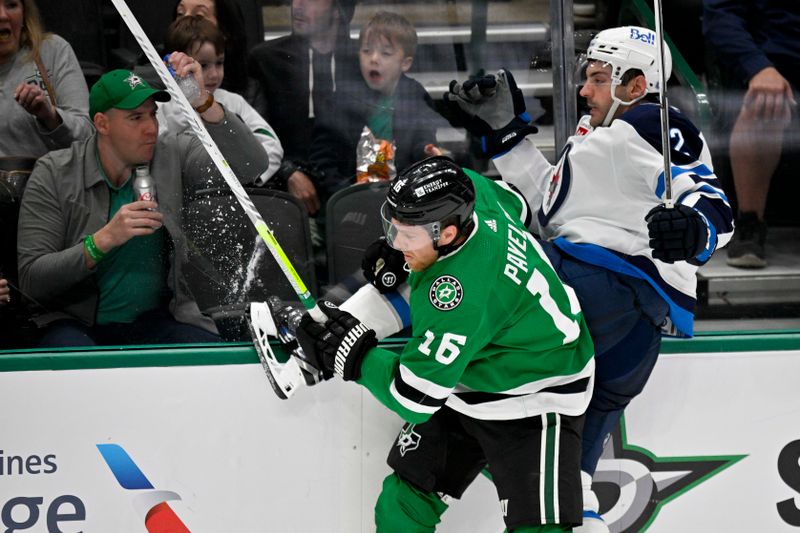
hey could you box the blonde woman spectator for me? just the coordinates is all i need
[0,0,92,158]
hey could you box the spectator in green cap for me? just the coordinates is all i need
[16,52,270,347]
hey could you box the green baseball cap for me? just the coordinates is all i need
[89,69,170,117]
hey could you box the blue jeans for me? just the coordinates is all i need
[541,241,669,475]
[39,308,222,348]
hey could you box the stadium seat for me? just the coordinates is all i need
[182,187,316,340]
[325,181,390,286]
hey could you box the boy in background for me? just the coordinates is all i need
[309,11,445,201]
[160,15,284,186]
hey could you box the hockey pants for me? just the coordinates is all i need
[375,472,573,532]
[541,242,669,476]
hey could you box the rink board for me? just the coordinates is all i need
[1,333,799,533]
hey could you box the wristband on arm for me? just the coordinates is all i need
[84,234,106,262]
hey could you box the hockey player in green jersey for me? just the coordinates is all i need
[297,156,595,532]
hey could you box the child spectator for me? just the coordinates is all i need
[159,15,283,186]
[309,11,445,201]
[173,0,252,96]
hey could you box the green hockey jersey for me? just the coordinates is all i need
[357,170,595,423]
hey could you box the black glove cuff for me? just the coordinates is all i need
[333,324,377,381]
[484,117,538,158]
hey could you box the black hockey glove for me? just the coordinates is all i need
[442,68,538,157]
[296,300,377,381]
[362,237,409,293]
[646,204,709,263]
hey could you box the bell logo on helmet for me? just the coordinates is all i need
[629,27,655,45]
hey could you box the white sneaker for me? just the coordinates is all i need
[573,471,609,533]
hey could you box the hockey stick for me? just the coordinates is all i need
[110,0,322,398]
[653,0,673,208]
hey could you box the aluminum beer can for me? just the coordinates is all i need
[133,166,156,202]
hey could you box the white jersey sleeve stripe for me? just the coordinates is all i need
[398,364,453,399]
[389,381,440,415]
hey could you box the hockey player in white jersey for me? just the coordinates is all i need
[436,25,734,532]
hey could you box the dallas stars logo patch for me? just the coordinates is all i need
[397,424,421,457]
[429,275,463,311]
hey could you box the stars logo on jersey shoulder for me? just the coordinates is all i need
[429,275,463,311]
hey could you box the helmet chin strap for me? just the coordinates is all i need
[601,83,647,126]
[433,219,475,256]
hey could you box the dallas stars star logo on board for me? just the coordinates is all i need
[594,419,745,532]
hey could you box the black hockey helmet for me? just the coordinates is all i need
[381,156,476,250]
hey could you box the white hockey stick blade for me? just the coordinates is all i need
[248,302,304,399]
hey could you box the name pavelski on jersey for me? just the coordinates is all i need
[429,275,463,311]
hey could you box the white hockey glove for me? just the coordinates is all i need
[442,68,538,157]
[296,300,377,381]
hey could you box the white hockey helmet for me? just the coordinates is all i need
[586,26,672,95]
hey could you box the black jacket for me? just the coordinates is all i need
[309,74,446,200]
[247,30,361,162]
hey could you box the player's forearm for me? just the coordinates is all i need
[357,348,434,425]
[493,136,551,211]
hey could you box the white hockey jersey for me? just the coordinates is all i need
[494,103,734,337]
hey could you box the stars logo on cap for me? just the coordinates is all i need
[124,73,144,89]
